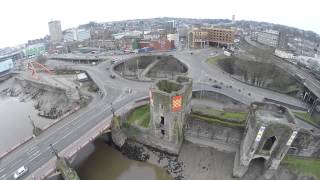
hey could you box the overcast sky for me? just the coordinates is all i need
[1,0,319,48]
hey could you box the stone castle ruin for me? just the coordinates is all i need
[149,76,192,150]
[233,102,299,179]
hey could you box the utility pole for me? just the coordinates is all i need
[49,144,60,160]
[110,103,115,117]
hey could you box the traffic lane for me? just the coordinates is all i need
[2,103,110,179]
[0,87,121,176]
[1,92,145,179]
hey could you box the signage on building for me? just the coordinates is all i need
[255,126,266,142]
[286,131,298,146]
[172,95,182,112]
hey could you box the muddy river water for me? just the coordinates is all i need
[78,140,172,180]
[0,96,51,154]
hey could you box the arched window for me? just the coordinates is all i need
[262,136,277,151]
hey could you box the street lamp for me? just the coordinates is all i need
[110,103,115,117]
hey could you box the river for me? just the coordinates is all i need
[0,96,52,154]
[78,140,172,180]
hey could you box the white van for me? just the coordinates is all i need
[13,166,28,179]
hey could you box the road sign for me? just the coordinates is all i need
[172,95,182,112]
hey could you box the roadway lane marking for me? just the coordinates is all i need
[0,173,6,179]
[28,151,41,159]
[26,147,39,155]
[8,158,23,168]
[1,93,135,173]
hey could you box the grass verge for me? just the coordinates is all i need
[190,113,245,127]
[206,55,225,65]
[293,112,319,128]
[282,155,320,179]
[127,104,150,128]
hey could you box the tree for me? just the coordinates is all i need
[36,54,48,65]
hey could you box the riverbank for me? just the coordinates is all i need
[120,140,316,180]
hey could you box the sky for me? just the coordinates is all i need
[0,0,319,48]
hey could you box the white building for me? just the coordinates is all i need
[64,29,77,42]
[48,20,63,44]
[77,29,90,42]
[274,49,296,60]
[64,28,90,42]
[257,30,279,48]
[143,31,160,40]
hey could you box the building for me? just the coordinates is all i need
[0,58,13,77]
[77,29,90,42]
[64,28,90,43]
[188,27,235,48]
[274,49,296,61]
[139,39,174,51]
[233,102,298,179]
[24,43,46,58]
[63,29,77,42]
[167,34,179,49]
[149,76,192,152]
[232,15,236,24]
[257,30,279,48]
[165,20,176,34]
[143,31,160,40]
[48,20,63,44]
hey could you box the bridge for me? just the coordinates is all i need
[0,49,317,180]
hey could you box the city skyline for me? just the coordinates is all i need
[0,0,319,48]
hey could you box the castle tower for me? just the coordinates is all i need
[149,76,192,147]
[233,102,299,179]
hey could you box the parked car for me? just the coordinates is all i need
[13,166,28,179]
[212,85,222,89]
[110,74,116,79]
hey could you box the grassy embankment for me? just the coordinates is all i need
[282,155,320,179]
[205,55,225,65]
[191,106,247,127]
[127,104,150,128]
[293,111,319,127]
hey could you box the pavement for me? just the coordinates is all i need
[0,49,318,180]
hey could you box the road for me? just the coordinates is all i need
[0,49,316,179]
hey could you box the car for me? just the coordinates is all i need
[190,52,193,55]
[13,166,28,179]
[212,85,222,89]
[110,74,116,79]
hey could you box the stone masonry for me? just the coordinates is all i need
[233,102,299,179]
[149,76,192,151]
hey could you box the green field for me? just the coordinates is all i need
[127,104,150,128]
[293,112,319,127]
[206,55,225,65]
[192,106,247,122]
[190,113,245,127]
[191,106,247,127]
[282,156,320,179]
